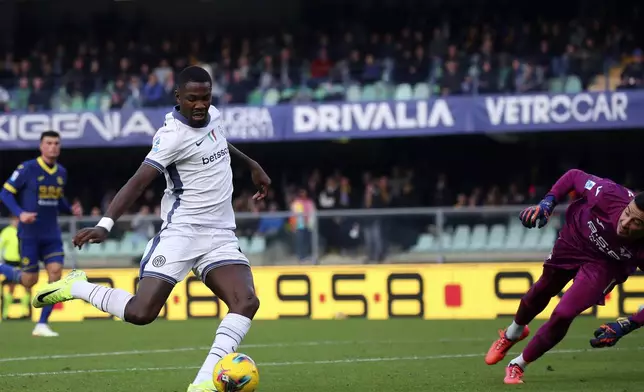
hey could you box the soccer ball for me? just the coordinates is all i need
[213,353,260,392]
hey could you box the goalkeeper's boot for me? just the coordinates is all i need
[485,326,530,365]
[187,380,217,392]
[504,364,525,384]
[32,270,88,308]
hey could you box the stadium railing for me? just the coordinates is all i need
[0,204,566,268]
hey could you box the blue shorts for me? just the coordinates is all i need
[19,237,64,273]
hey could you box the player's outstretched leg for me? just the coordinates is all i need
[503,265,611,384]
[486,266,575,365]
[189,264,259,392]
[33,270,173,326]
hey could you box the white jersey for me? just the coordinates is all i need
[143,105,235,230]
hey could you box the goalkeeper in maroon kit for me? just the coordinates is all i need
[484,169,644,384]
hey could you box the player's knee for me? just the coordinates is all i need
[231,293,260,319]
[125,307,158,326]
[46,265,63,282]
[21,273,38,288]
[124,298,161,326]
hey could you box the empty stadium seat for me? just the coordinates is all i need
[247,89,264,105]
[393,83,413,101]
[538,227,557,251]
[361,84,377,101]
[521,228,541,250]
[248,236,267,254]
[103,240,121,257]
[564,76,583,93]
[238,236,250,253]
[413,83,431,100]
[262,88,280,106]
[505,224,524,251]
[345,85,362,102]
[486,224,507,250]
[410,233,434,253]
[469,224,489,250]
[451,225,471,251]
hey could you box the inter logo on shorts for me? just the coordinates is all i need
[152,255,166,267]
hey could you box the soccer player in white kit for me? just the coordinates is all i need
[32,66,272,392]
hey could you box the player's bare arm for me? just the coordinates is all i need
[227,141,271,200]
[72,164,160,248]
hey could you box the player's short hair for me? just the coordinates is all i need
[177,66,212,88]
[40,130,60,141]
[634,192,644,211]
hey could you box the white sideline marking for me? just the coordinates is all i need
[0,346,641,378]
[0,335,598,363]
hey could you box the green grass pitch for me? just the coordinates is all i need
[0,318,643,391]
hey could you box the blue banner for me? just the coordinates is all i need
[0,91,642,149]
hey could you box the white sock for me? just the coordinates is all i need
[193,313,252,384]
[71,280,134,321]
[509,353,528,369]
[506,321,525,340]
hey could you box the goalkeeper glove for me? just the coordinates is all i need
[590,316,641,348]
[519,196,555,229]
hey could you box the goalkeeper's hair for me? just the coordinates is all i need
[177,66,212,88]
[635,192,644,211]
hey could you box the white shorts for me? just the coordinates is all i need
[139,223,249,285]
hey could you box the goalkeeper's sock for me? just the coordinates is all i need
[506,321,525,341]
[509,353,528,370]
[193,313,251,384]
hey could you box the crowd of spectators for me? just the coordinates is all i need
[1,12,644,112]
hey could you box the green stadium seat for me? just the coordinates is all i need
[103,240,121,257]
[413,83,431,100]
[393,84,413,101]
[451,225,471,251]
[361,84,377,101]
[313,86,327,101]
[99,94,112,111]
[248,236,266,254]
[504,224,524,251]
[538,227,557,251]
[373,82,390,101]
[548,78,564,93]
[521,228,541,250]
[262,88,280,106]
[281,87,297,102]
[238,236,250,253]
[436,232,452,251]
[345,85,362,102]
[247,89,264,105]
[85,93,102,111]
[70,94,85,111]
[485,224,507,250]
[410,234,434,253]
[564,76,583,93]
[469,224,488,250]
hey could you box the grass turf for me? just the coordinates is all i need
[0,318,643,391]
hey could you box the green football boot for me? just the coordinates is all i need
[32,269,88,308]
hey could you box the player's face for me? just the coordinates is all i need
[176,82,212,127]
[39,136,61,161]
[617,201,644,239]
